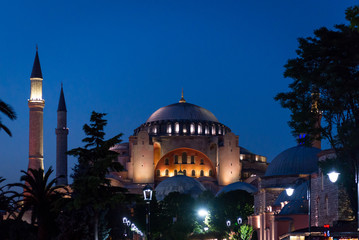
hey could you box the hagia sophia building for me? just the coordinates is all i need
[27,49,268,195]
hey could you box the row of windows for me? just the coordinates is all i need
[160,122,225,135]
[164,154,204,165]
[156,169,213,177]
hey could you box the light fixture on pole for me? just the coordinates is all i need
[143,184,153,240]
[237,217,242,225]
[285,187,294,197]
[327,171,340,183]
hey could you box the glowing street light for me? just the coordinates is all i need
[327,171,340,183]
[198,209,209,218]
[285,187,294,197]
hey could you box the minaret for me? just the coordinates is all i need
[56,84,68,185]
[28,47,45,171]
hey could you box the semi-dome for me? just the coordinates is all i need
[216,181,257,196]
[155,175,206,201]
[265,145,321,177]
[146,102,219,123]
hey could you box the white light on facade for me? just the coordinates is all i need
[286,187,294,197]
[328,171,340,183]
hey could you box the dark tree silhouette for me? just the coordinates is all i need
[0,99,16,136]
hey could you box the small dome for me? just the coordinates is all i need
[265,145,321,177]
[216,181,257,196]
[146,102,219,123]
[155,175,206,201]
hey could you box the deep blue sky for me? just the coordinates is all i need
[0,0,356,184]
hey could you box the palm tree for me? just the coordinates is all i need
[0,99,16,136]
[10,167,69,240]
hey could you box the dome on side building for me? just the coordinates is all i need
[265,145,321,177]
[155,175,206,201]
[216,181,257,196]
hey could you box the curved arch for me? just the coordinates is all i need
[155,147,216,179]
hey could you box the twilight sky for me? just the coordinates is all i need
[0,0,356,184]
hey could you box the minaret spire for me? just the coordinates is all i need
[28,47,45,171]
[56,84,69,185]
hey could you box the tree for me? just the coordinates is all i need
[9,167,68,240]
[0,99,16,136]
[67,111,123,240]
[346,6,359,31]
[275,24,359,217]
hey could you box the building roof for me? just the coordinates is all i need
[265,145,321,177]
[30,49,43,79]
[155,175,206,201]
[216,181,258,196]
[57,85,67,112]
[146,102,219,123]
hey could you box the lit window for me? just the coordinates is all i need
[167,124,172,134]
[198,124,202,134]
[218,126,222,134]
[192,170,195,176]
[153,126,157,134]
[205,126,209,135]
[212,125,216,135]
[190,123,195,134]
[175,122,180,133]
[183,124,187,133]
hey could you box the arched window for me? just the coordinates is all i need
[191,170,196,177]
[198,123,202,134]
[156,169,160,177]
[153,126,157,134]
[183,170,187,176]
[200,159,204,165]
[174,169,178,176]
[175,122,180,133]
[190,123,195,134]
[174,155,178,164]
[200,170,204,177]
[218,126,222,135]
[165,169,169,176]
[167,123,172,134]
[183,124,187,133]
[205,126,209,135]
[209,170,213,177]
[165,158,169,165]
[182,152,187,164]
[212,125,216,135]
[191,156,195,164]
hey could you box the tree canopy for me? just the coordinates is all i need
[0,99,16,136]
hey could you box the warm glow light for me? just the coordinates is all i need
[190,124,195,134]
[286,187,294,196]
[175,123,180,133]
[328,171,340,183]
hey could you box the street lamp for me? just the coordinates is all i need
[285,187,294,197]
[143,184,153,240]
[327,171,339,183]
[198,209,208,218]
[122,217,128,237]
[237,217,242,225]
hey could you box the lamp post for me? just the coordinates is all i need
[122,217,128,238]
[143,184,153,240]
[286,175,312,239]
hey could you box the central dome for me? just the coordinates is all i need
[146,102,219,123]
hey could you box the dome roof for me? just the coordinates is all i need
[146,102,219,123]
[265,145,321,177]
[155,175,206,201]
[216,181,257,196]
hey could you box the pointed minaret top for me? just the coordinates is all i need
[57,84,67,112]
[30,46,43,79]
[179,88,186,103]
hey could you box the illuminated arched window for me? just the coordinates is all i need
[167,123,172,134]
[156,169,160,177]
[191,156,195,164]
[223,128,226,135]
[200,170,204,177]
[153,126,157,134]
[218,126,222,135]
[183,170,187,176]
[192,170,195,177]
[165,169,169,176]
[198,123,202,134]
[174,169,178,176]
[209,170,213,177]
[165,159,169,165]
[212,125,216,135]
[183,124,187,133]
[205,126,209,135]
[182,152,187,164]
[174,155,178,164]
[175,122,180,133]
[190,123,195,134]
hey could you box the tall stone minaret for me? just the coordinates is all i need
[28,47,45,171]
[56,85,68,185]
